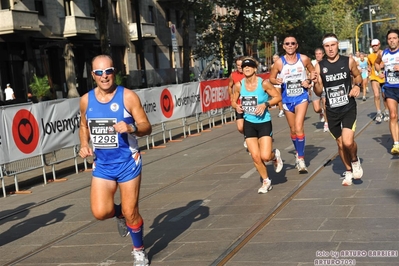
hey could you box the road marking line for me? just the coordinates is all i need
[240,167,257,179]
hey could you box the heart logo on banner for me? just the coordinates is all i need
[12,109,39,154]
[19,123,32,142]
[160,89,174,118]
[163,96,170,111]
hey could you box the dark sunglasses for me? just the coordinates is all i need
[284,42,297,46]
[92,67,115,76]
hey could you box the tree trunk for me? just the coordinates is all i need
[182,1,192,83]
[91,0,110,55]
[64,43,80,98]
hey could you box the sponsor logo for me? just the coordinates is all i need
[160,88,174,118]
[41,113,80,135]
[143,101,157,113]
[202,85,228,107]
[12,109,39,154]
[110,103,119,112]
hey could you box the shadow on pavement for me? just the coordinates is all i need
[0,205,72,246]
[145,200,209,262]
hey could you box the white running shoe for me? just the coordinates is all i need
[273,149,283,173]
[383,112,390,122]
[243,140,247,149]
[351,158,363,179]
[391,144,399,155]
[342,171,353,186]
[323,122,329,132]
[258,178,273,194]
[116,216,129,237]
[278,110,285,117]
[132,249,149,266]
[375,112,382,123]
[297,158,308,174]
[320,113,325,123]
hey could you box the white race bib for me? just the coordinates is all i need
[286,80,304,96]
[241,96,258,115]
[326,85,349,108]
[88,118,119,149]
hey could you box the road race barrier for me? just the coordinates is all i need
[1,155,46,196]
[1,76,267,197]
[43,145,80,181]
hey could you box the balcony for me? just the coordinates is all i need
[0,9,40,35]
[128,23,156,41]
[63,16,96,37]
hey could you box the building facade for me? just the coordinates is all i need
[0,0,195,102]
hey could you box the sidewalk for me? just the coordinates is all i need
[0,96,398,266]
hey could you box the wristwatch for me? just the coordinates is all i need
[354,83,362,88]
[129,123,137,134]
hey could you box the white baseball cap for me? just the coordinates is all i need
[6,83,10,86]
[371,39,380,46]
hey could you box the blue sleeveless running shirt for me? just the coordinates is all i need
[86,86,139,164]
[381,48,399,89]
[280,53,309,104]
[240,77,271,123]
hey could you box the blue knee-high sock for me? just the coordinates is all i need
[113,204,122,218]
[291,134,297,153]
[297,134,305,158]
[127,219,144,250]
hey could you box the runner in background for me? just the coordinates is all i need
[271,54,285,118]
[368,39,389,123]
[357,52,369,101]
[311,48,328,132]
[228,56,246,148]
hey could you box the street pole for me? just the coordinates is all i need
[368,4,380,41]
[369,7,373,41]
[355,17,397,52]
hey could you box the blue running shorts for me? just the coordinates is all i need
[92,152,142,183]
[283,98,308,113]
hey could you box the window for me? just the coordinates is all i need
[165,8,171,27]
[112,0,120,23]
[175,10,181,28]
[148,6,154,23]
[0,0,11,9]
[35,0,45,16]
[166,8,170,22]
[64,0,72,16]
[130,0,137,23]
[152,46,159,69]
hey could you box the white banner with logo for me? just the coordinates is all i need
[2,99,81,163]
[136,82,201,124]
[1,80,228,164]
[3,103,43,162]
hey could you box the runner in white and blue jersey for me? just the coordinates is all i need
[375,29,399,155]
[269,36,314,174]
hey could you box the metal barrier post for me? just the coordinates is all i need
[1,165,5,197]
[41,155,47,184]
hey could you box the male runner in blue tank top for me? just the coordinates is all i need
[312,33,364,186]
[79,55,152,265]
[269,36,314,174]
